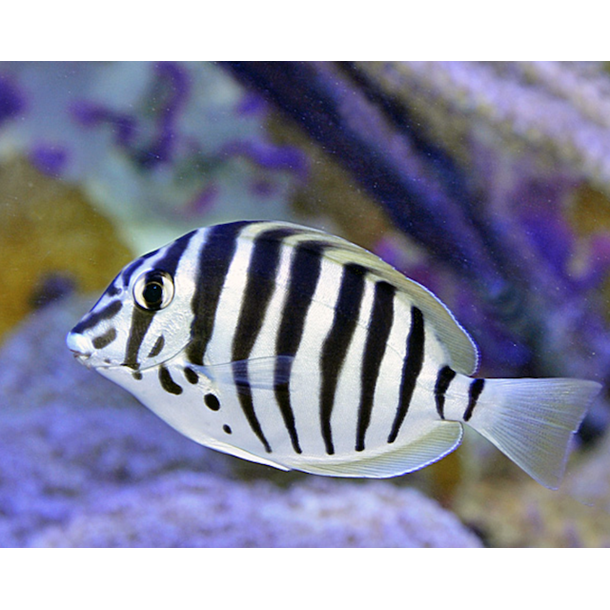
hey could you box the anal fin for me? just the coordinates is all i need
[292,421,464,478]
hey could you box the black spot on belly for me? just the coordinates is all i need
[132,370,143,380]
[184,367,199,384]
[223,424,232,434]
[204,393,220,411]
[159,365,183,395]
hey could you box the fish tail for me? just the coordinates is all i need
[464,377,601,489]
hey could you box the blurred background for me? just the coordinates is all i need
[1,61,610,547]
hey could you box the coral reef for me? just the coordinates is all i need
[453,447,610,547]
[0,299,480,547]
[0,62,304,254]
[31,473,480,548]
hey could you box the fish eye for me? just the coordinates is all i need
[133,270,175,311]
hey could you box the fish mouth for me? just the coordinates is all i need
[66,331,119,370]
[66,332,95,367]
[70,351,95,368]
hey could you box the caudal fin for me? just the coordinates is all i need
[465,378,601,489]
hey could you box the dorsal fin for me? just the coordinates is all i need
[245,221,479,375]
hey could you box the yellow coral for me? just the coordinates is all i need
[0,158,133,342]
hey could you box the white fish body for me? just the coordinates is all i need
[66,221,601,489]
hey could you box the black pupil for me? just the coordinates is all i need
[143,279,163,307]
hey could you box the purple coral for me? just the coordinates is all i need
[29,144,69,176]
[71,100,137,148]
[70,62,190,168]
[0,74,25,127]
[221,139,309,180]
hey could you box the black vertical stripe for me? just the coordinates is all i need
[123,230,196,370]
[159,230,199,276]
[434,365,456,420]
[123,308,155,370]
[276,241,325,357]
[232,228,296,360]
[186,221,250,366]
[320,262,367,455]
[388,306,425,444]
[233,390,271,452]
[463,378,485,421]
[355,280,395,452]
[231,228,297,453]
[274,241,325,454]
[273,359,300,453]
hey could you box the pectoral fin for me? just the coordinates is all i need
[192,355,296,391]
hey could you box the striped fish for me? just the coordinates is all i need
[66,221,601,489]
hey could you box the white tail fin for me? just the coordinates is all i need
[465,378,601,489]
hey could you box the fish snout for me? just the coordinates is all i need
[66,331,93,365]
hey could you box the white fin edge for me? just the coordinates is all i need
[205,437,291,472]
